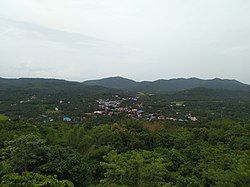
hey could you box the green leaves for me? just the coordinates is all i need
[0,172,74,187]
[100,150,169,187]
[0,119,249,186]
[0,134,90,186]
[0,135,47,173]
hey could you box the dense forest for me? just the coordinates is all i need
[0,78,249,186]
[0,119,249,186]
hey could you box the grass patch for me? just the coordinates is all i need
[0,114,10,121]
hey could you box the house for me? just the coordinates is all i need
[189,116,198,122]
[158,115,166,120]
[131,98,138,101]
[148,114,156,121]
[132,109,138,113]
[94,111,105,115]
[166,117,177,121]
[85,113,93,116]
[63,116,72,122]
[31,95,37,100]
[108,112,114,116]
[137,109,144,114]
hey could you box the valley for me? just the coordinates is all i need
[0,77,249,186]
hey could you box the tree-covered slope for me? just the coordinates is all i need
[83,76,137,90]
[0,77,121,94]
[83,77,249,93]
[2,77,248,93]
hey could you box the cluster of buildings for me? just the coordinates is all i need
[18,94,198,123]
[19,95,37,104]
[93,98,144,118]
[84,97,198,123]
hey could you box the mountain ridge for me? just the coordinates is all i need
[83,76,250,93]
[0,76,249,93]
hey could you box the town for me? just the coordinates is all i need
[2,92,227,123]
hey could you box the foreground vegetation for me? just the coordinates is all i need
[0,119,249,186]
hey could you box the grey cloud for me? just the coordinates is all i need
[0,17,154,80]
[0,0,249,83]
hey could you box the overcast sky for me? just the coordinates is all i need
[0,0,250,83]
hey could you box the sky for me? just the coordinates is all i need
[0,0,250,83]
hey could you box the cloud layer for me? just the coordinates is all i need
[0,0,250,83]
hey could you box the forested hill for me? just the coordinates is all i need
[84,76,137,90]
[83,76,250,93]
[0,78,75,89]
[1,77,249,94]
[0,77,122,94]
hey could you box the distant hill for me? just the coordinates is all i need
[170,87,250,100]
[0,77,124,96]
[84,76,137,90]
[83,77,250,93]
[0,77,72,89]
[1,77,249,94]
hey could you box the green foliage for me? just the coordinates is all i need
[100,150,170,187]
[0,134,90,186]
[0,119,249,186]
[0,134,47,174]
[0,114,9,121]
[0,172,73,186]
[38,145,90,187]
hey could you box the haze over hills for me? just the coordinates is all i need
[83,76,250,93]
